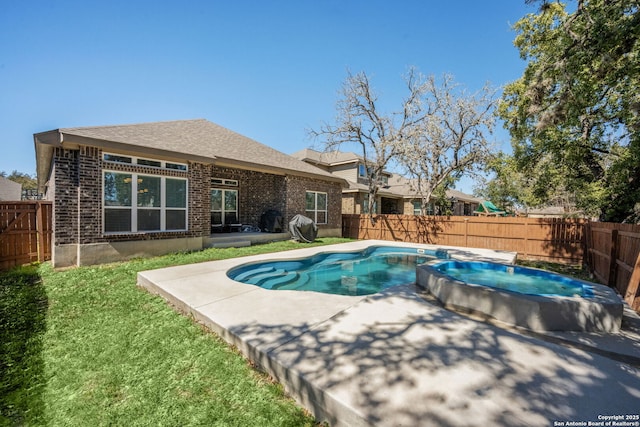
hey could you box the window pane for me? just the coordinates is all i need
[104,172,132,207]
[137,158,162,167]
[211,189,222,210]
[166,162,187,171]
[224,211,239,224]
[225,190,237,211]
[137,176,160,207]
[166,179,187,208]
[211,212,222,225]
[166,210,186,230]
[317,211,327,224]
[105,208,131,232]
[104,154,132,164]
[137,209,161,231]
[305,192,315,210]
[317,193,327,209]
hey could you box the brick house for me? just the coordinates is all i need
[34,119,346,267]
[292,148,482,215]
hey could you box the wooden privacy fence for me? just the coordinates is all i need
[586,222,640,311]
[343,214,587,263]
[0,201,52,270]
[342,214,640,310]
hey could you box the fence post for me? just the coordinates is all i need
[523,218,529,259]
[464,218,469,247]
[625,251,640,309]
[608,229,619,287]
[36,201,45,262]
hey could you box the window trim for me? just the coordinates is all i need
[103,152,188,171]
[305,191,328,225]
[211,178,238,187]
[103,170,188,234]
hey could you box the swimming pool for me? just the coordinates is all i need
[227,245,450,296]
[432,260,592,297]
[418,260,623,332]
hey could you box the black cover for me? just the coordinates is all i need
[289,214,318,243]
[260,209,283,233]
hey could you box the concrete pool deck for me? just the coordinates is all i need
[137,240,640,427]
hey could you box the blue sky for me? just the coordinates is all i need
[0,0,536,193]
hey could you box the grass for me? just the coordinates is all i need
[516,259,593,282]
[1,237,351,426]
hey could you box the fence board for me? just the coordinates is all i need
[343,214,587,263]
[0,201,52,270]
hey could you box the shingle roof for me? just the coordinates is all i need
[291,148,361,166]
[54,119,341,181]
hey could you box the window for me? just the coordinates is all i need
[426,202,435,215]
[103,171,187,233]
[412,201,422,215]
[137,159,162,168]
[103,153,188,171]
[358,164,366,178]
[210,188,238,226]
[211,178,238,186]
[166,162,187,171]
[306,191,327,224]
[362,194,377,214]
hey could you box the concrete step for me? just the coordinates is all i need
[211,240,251,249]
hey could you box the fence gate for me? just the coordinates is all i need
[0,201,52,270]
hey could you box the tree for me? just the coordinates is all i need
[499,0,640,221]
[310,69,497,219]
[1,170,37,191]
[309,69,420,219]
[398,74,497,214]
[477,152,589,215]
[475,153,529,212]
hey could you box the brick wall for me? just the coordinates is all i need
[78,146,102,243]
[284,175,343,229]
[50,147,343,245]
[211,167,286,228]
[52,148,79,245]
[188,162,210,236]
[342,193,357,214]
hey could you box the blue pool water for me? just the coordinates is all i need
[228,246,449,296]
[432,260,593,297]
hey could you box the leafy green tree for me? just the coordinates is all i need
[476,154,529,212]
[1,171,37,191]
[499,0,640,222]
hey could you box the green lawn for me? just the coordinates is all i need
[1,238,351,426]
[516,259,593,282]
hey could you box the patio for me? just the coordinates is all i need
[138,240,640,427]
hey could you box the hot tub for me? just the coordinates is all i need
[417,260,623,333]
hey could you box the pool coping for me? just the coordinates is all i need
[137,240,640,426]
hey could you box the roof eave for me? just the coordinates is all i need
[34,130,61,193]
[214,158,348,187]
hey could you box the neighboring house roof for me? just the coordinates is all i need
[526,206,567,217]
[0,176,22,201]
[294,148,482,203]
[291,148,362,167]
[34,119,345,191]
